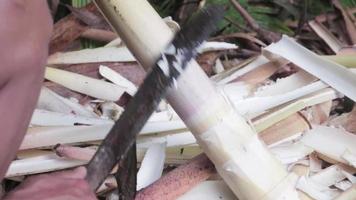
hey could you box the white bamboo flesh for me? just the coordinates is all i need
[136,143,166,190]
[301,126,356,167]
[45,67,126,101]
[99,65,137,95]
[7,146,201,177]
[6,154,86,177]
[265,35,356,102]
[47,46,136,65]
[30,109,112,126]
[93,0,299,199]
[21,120,187,150]
[37,87,98,118]
[93,0,173,69]
[178,181,236,200]
[335,185,356,200]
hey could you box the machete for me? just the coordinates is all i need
[85,5,224,191]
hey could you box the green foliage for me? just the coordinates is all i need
[149,0,181,18]
[60,0,356,41]
[202,0,355,34]
[340,0,356,7]
[72,0,100,49]
[205,0,294,34]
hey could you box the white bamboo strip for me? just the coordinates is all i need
[253,88,338,132]
[301,126,356,167]
[235,81,328,117]
[335,185,356,200]
[334,180,353,191]
[308,20,344,53]
[197,41,237,53]
[99,65,137,95]
[7,146,201,177]
[137,131,196,149]
[211,55,270,84]
[47,46,135,65]
[30,109,112,126]
[37,87,97,117]
[220,82,251,103]
[136,143,166,190]
[21,120,187,150]
[296,176,341,200]
[265,35,356,102]
[47,41,235,65]
[213,59,225,74]
[45,67,126,101]
[269,142,313,165]
[310,165,355,187]
[254,70,317,97]
[21,125,111,150]
[5,154,86,177]
[178,181,237,200]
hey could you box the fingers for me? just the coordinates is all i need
[4,176,97,200]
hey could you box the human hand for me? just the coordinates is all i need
[4,167,97,200]
[0,0,53,179]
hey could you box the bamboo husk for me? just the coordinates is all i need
[93,0,298,199]
[136,154,216,200]
[259,113,310,146]
[235,60,282,85]
[81,28,117,42]
[346,106,356,134]
[49,3,96,53]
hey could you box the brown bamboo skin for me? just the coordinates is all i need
[135,154,216,200]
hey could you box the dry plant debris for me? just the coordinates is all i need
[3,0,356,200]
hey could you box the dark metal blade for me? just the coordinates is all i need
[85,5,224,191]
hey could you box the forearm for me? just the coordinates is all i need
[0,0,52,178]
[0,67,45,179]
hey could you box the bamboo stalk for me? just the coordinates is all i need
[229,0,281,43]
[93,0,298,199]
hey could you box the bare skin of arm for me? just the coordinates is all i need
[0,1,96,199]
